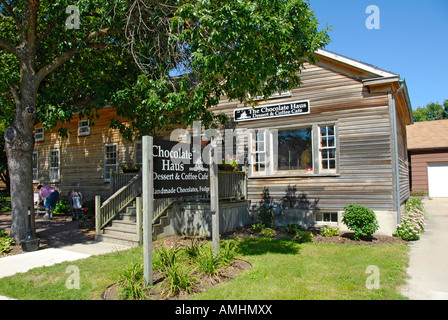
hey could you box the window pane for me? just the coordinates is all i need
[329,160,336,169]
[320,126,327,136]
[328,137,335,147]
[321,137,328,148]
[331,213,338,222]
[327,126,334,136]
[277,128,312,170]
[322,160,328,170]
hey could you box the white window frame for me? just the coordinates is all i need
[319,124,337,172]
[249,129,267,175]
[315,212,338,225]
[35,127,44,142]
[104,144,118,182]
[273,126,314,173]
[49,149,60,183]
[32,151,39,183]
[247,122,338,177]
[78,120,91,137]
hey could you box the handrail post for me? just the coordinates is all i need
[95,195,101,236]
[136,196,143,245]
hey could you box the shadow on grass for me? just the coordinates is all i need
[236,237,300,256]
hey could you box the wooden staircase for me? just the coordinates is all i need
[96,199,176,246]
[96,205,140,246]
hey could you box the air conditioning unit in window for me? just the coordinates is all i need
[78,120,90,136]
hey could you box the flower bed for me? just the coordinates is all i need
[394,198,426,241]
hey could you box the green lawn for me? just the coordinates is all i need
[0,238,409,300]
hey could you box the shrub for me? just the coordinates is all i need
[394,198,426,241]
[258,206,273,227]
[321,226,339,237]
[0,229,14,255]
[53,199,71,215]
[251,223,265,232]
[284,223,301,235]
[259,227,277,238]
[294,231,313,243]
[118,263,146,300]
[342,204,379,240]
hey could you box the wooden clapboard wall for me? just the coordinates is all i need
[33,108,137,201]
[211,62,403,212]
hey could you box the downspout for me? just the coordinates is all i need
[391,80,405,224]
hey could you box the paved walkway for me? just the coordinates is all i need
[401,198,448,300]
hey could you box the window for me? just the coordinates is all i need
[251,130,266,173]
[315,212,338,223]
[32,152,38,183]
[319,125,336,171]
[277,128,312,171]
[35,127,44,142]
[49,149,60,182]
[104,144,118,182]
[135,141,142,165]
[78,120,90,136]
[247,123,338,177]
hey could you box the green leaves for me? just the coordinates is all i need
[342,204,379,241]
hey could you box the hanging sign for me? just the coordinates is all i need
[152,139,210,198]
[234,100,310,122]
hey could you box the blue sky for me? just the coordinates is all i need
[309,0,448,109]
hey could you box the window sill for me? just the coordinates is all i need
[249,172,340,179]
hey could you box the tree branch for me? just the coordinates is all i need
[37,22,56,47]
[0,0,20,25]
[0,35,17,56]
[9,86,19,105]
[35,28,117,84]
[35,48,78,84]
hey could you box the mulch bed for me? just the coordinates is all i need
[102,258,252,300]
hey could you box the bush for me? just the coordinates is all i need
[321,226,339,237]
[53,199,71,215]
[342,204,379,240]
[251,223,265,232]
[258,206,273,227]
[294,231,313,243]
[284,223,301,235]
[259,227,277,238]
[0,229,14,255]
[394,198,426,241]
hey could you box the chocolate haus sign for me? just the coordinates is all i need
[234,100,310,122]
[152,139,210,198]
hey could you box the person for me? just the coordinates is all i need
[37,185,60,219]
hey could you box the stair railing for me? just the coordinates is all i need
[95,172,142,235]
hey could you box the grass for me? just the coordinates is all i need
[0,238,409,300]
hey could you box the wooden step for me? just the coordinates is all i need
[96,234,139,247]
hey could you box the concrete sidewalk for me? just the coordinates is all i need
[401,198,448,300]
[0,241,131,279]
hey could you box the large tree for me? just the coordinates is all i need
[412,99,448,122]
[0,0,329,241]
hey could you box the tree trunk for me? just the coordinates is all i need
[5,77,38,242]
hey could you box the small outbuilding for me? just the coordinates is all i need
[407,119,448,198]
